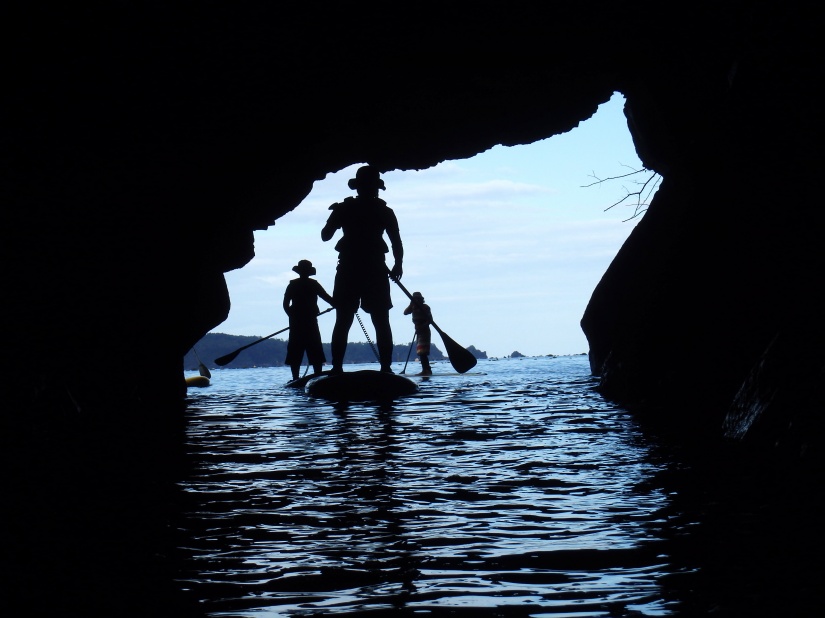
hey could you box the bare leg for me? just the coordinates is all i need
[331,309,355,371]
[371,311,393,372]
[420,355,432,375]
[290,363,300,381]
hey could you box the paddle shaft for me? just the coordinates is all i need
[401,332,417,374]
[214,307,333,366]
[388,270,477,374]
[389,271,451,339]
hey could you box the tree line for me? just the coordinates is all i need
[185,333,487,370]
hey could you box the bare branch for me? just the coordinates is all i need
[580,165,646,188]
[582,164,661,222]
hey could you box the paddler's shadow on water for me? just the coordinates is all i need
[325,404,421,592]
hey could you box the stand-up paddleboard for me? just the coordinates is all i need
[286,370,333,389]
[185,375,211,388]
[305,370,418,402]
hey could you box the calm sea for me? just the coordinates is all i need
[177,355,822,617]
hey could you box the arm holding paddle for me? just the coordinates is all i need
[213,307,333,366]
[386,216,404,282]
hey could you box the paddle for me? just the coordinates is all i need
[214,307,334,366]
[191,347,212,378]
[401,332,416,375]
[388,270,477,374]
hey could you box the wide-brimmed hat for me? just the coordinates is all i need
[348,165,385,191]
[292,259,316,276]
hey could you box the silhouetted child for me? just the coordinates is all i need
[403,291,433,375]
[283,260,335,380]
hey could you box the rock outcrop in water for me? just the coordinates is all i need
[4,3,823,465]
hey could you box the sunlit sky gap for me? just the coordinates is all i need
[215,93,649,358]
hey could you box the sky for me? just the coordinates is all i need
[214,92,654,358]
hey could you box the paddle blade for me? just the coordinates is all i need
[214,350,240,366]
[198,362,212,379]
[191,347,213,376]
[433,324,477,373]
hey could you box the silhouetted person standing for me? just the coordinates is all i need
[283,259,335,380]
[404,291,433,375]
[321,165,403,373]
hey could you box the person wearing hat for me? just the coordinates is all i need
[403,291,433,375]
[321,165,404,373]
[283,259,335,380]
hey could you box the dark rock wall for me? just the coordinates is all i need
[4,2,823,460]
[582,3,825,458]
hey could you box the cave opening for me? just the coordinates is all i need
[215,92,654,359]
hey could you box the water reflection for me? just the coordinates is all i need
[9,357,821,615]
[176,357,679,616]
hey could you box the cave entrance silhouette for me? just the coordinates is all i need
[218,92,653,360]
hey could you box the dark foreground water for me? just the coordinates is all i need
[177,356,824,617]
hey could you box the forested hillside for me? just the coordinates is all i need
[183,333,482,370]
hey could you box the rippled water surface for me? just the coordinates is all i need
[178,356,689,616]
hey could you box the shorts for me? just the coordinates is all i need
[333,258,392,314]
[285,320,325,365]
[415,325,431,355]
